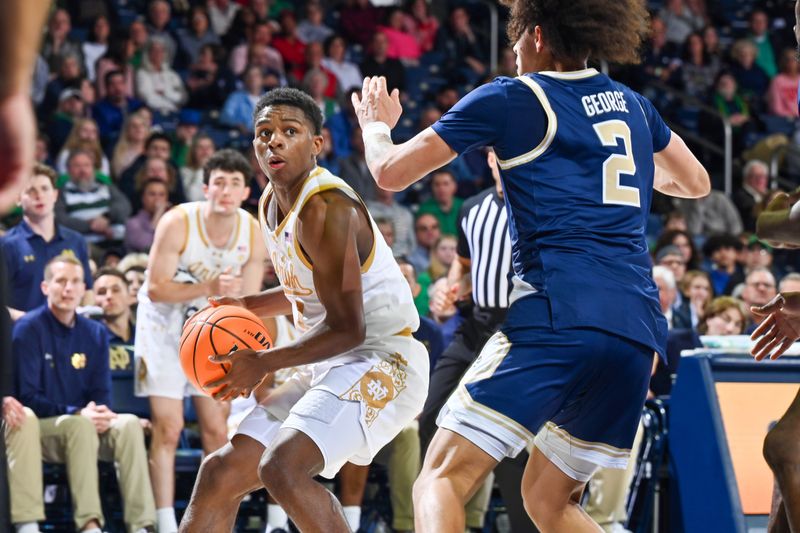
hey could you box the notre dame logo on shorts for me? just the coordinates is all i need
[341,353,409,426]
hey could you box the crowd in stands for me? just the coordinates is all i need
[3,0,800,531]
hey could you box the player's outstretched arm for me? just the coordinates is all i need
[755,191,800,247]
[353,76,457,191]
[751,292,800,360]
[653,132,711,199]
[206,192,372,399]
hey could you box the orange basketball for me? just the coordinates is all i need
[180,305,273,397]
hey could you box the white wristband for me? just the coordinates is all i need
[362,121,392,142]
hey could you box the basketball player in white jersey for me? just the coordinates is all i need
[134,149,267,533]
[178,88,429,532]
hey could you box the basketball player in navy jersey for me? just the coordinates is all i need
[747,3,800,531]
[353,1,710,530]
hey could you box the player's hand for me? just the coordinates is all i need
[352,76,402,130]
[429,283,459,318]
[2,396,26,430]
[0,92,36,213]
[204,349,266,401]
[209,267,244,298]
[208,295,246,308]
[750,293,800,360]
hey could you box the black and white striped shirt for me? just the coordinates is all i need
[457,188,512,309]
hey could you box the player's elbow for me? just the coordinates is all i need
[373,168,406,192]
[147,282,165,302]
[694,167,711,198]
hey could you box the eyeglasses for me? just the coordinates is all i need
[747,281,776,289]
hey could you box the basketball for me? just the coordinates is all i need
[179,305,273,397]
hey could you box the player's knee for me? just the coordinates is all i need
[152,415,184,448]
[197,451,233,494]
[258,451,296,493]
[764,424,800,472]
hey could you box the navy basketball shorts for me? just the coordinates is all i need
[437,294,654,482]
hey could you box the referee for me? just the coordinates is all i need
[419,150,536,533]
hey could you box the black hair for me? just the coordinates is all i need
[103,69,125,88]
[252,87,324,135]
[145,132,172,150]
[203,148,252,185]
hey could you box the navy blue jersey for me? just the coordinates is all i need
[432,68,669,357]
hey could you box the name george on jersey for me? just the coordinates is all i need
[581,90,629,118]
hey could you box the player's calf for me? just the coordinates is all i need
[764,421,800,478]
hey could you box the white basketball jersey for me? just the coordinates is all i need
[257,167,419,344]
[140,201,257,316]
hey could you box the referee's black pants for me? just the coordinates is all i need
[419,307,538,533]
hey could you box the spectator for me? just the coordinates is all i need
[403,0,439,54]
[360,31,406,92]
[702,25,725,64]
[748,10,778,78]
[176,5,220,67]
[639,15,680,85]
[697,296,746,335]
[734,159,769,232]
[655,228,701,270]
[220,65,266,133]
[95,32,137,100]
[31,54,51,107]
[317,126,341,176]
[659,0,703,46]
[180,134,216,202]
[434,7,488,83]
[221,5,257,49]
[251,0,271,23]
[55,150,132,247]
[82,15,111,82]
[398,258,427,317]
[135,36,187,115]
[9,255,155,533]
[408,213,440,273]
[767,48,800,118]
[273,11,307,77]
[729,40,770,107]
[375,217,395,249]
[703,233,745,296]
[145,0,177,64]
[122,263,146,313]
[40,9,83,72]
[111,111,150,179]
[297,2,334,45]
[92,70,145,150]
[495,46,518,78]
[741,267,777,331]
[322,35,364,93]
[125,179,169,253]
[711,71,753,151]
[93,268,135,372]
[171,110,201,170]
[207,0,240,37]
[293,41,338,98]
[229,21,285,77]
[679,269,713,328]
[340,0,384,48]
[339,126,376,202]
[35,133,54,168]
[184,43,234,111]
[378,8,422,62]
[129,19,150,69]
[421,234,457,286]
[744,236,774,277]
[676,184,744,238]
[779,272,800,293]
[367,186,416,258]
[49,88,86,157]
[41,52,84,119]
[417,170,463,237]
[0,164,92,319]
[132,156,185,211]
[119,132,174,201]
[56,118,111,178]
[653,265,687,329]
[656,244,687,286]
[679,32,720,99]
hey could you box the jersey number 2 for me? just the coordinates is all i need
[593,120,640,208]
